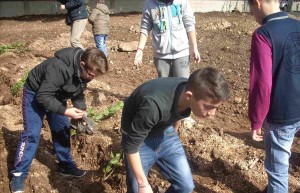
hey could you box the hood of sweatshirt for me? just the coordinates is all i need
[54,47,84,78]
[96,3,110,14]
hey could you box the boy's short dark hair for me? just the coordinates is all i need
[81,48,108,75]
[186,68,230,101]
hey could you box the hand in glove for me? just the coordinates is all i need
[70,115,95,135]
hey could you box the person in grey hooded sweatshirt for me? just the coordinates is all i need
[134,0,201,78]
[89,0,110,57]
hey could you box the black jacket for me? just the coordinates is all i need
[25,47,87,114]
[57,0,88,25]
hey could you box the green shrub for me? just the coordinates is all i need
[87,101,124,122]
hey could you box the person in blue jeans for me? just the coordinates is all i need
[247,0,300,193]
[121,68,230,193]
[9,47,108,193]
[89,0,110,57]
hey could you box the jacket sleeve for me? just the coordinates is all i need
[71,91,86,110]
[248,32,272,130]
[140,2,153,37]
[65,0,84,9]
[56,0,67,4]
[182,0,196,32]
[88,9,98,23]
[36,64,68,115]
[123,97,160,154]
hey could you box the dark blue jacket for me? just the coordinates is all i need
[257,12,300,124]
[57,0,88,25]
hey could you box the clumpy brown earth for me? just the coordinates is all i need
[0,12,300,193]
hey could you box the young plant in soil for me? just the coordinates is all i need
[11,72,29,96]
[103,149,124,181]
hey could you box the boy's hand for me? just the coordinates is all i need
[134,49,143,66]
[60,4,65,10]
[64,108,85,119]
[138,184,153,193]
[251,128,263,141]
[192,48,201,64]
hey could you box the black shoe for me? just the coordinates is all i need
[60,165,87,178]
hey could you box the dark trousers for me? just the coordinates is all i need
[11,86,73,177]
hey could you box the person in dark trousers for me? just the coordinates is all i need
[121,68,230,193]
[247,0,300,192]
[9,47,108,193]
[57,0,88,49]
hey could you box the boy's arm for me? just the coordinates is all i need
[124,99,160,153]
[126,152,152,192]
[71,91,87,111]
[182,0,196,33]
[36,65,68,114]
[123,99,160,190]
[134,32,148,65]
[182,0,200,63]
[135,2,153,66]
[248,32,273,141]
[187,30,201,63]
[88,9,98,23]
[140,1,153,37]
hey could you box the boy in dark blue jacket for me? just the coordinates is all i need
[10,47,108,193]
[248,0,300,192]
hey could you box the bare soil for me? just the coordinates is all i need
[0,12,300,193]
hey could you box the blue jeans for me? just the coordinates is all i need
[122,126,194,193]
[11,86,74,177]
[263,120,300,193]
[94,34,108,57]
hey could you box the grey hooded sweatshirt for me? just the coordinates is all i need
[140,0,196,59]
[89,3,110,35]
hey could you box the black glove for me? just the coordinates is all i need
[70,117,94,135]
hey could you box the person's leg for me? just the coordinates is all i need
[10,87,45,192]
[172,55,190,78]
[70,18,88,49]
[47,112,72,165]
[47,112,86,177]
[122,134,157,193]
[94,34,108,57]
[264,120,300,193]
[154,58,171,77]
[156,126,194,193]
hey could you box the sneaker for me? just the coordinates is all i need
[60,165,87,178]
[10,173,25,193]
